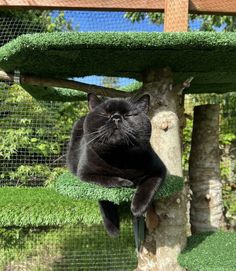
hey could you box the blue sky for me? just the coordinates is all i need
[62,11,164,32]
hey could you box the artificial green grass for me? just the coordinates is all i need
[1,32,236,95]
[178,231,236,271]
[0,187,102,226]
[54,172,184,204]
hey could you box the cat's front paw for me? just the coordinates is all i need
[113,177,133,188]
[131,193,150,216]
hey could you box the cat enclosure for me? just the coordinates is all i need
[0,1,236,270]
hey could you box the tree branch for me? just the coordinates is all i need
[0,69,140,98]
[174,76,194,96]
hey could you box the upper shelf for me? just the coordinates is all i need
[1,31,236,94]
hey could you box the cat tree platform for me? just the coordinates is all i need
[178,231,236,271]
[1,32,236,101]
[54,172,183,203]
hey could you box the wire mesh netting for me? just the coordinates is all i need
[1,224,136,271]
[0,83,82,186]
[0,7,236,271]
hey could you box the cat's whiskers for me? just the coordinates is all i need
[124,132,135,146]
[87,126,107,136]
[86,129,108,146]
[101,133,108,145]
[122,122,137,139]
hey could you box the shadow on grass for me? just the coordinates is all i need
[181,231,215,254]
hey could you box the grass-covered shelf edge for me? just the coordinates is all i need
[54,172,184,204]
[178,231,236,271]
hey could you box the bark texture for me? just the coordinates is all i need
[135,68,188,271]
[189,105,225,233]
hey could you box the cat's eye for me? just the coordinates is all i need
[124,113,138,117]
[98,112,110,118]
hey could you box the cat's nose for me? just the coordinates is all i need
[111,113,122,122]
[111,113,122,127]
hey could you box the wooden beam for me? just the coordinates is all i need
[164,0,189,32]
[0,0,235,16]
[190,0,236,15]
[0,69,140,98]
[0,0,165,11]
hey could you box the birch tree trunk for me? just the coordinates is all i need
[135,68,189,271]
[189,105,225,233]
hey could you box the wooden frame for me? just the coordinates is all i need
[0,0,165,11]
[164,0,189,32]
[0,0,236,15]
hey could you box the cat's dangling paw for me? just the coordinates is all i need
[131,202,148,217]
[131,190,152,217]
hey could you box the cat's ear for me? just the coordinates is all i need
[135,94,150,114]
[88,93,101,111]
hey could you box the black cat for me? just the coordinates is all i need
[67,93,166,236]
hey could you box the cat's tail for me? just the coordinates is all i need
[99,200,119,237]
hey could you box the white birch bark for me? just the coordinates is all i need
[135,68,190,271]
[189,105,225,233]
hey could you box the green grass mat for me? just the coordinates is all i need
[54,172,184,204]
[0,187,102,226]
[1,32,236,94]
[178,231,236,271]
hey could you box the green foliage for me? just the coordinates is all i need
[45,11,76,32]
[124,12,236,33]
[190,15,236,32]
[5,165,67,186]
[124,12,164,25]
[178,231,236,271]
[0,10,75,33]
[223,184,236,216]
[182,118,193,171]
[0,227,30,249]
[0,84,87,186]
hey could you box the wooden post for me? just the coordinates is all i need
[164,0,189,32]
[189,105,225,233]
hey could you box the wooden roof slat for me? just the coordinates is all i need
[0,0,236,15]
[0,0,165,11]
[190,0,236,15]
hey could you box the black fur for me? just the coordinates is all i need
[67,94,166,236]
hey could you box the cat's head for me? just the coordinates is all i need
[84,93,151,147]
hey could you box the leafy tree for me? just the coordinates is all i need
[124,12,236,31]
[0,84,87,186]
[0,10,75,47]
